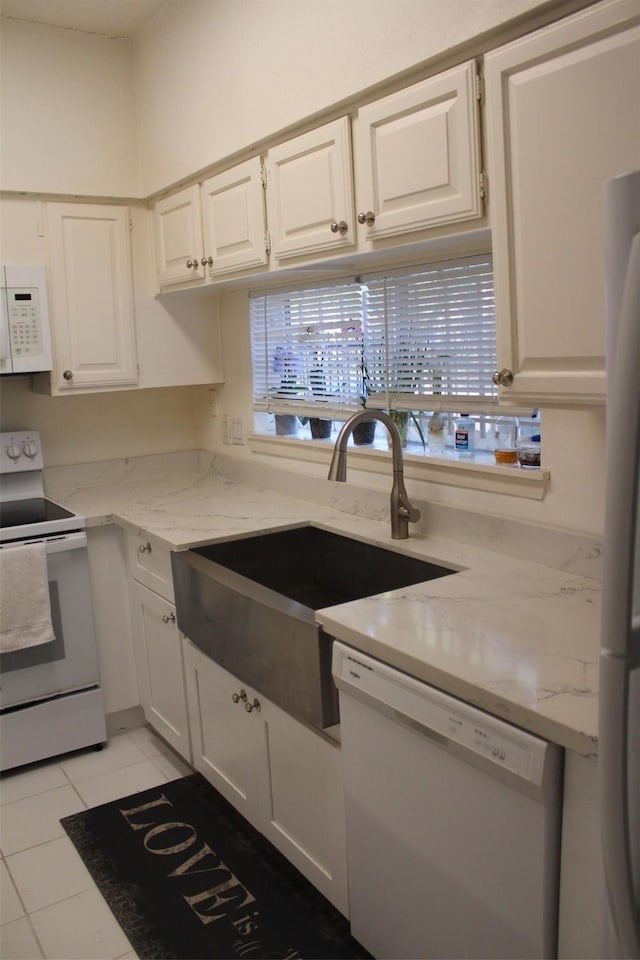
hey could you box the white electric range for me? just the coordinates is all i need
[0,430,106,771]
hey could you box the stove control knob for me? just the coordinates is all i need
[6,442,22,461]
[22,440,39,459]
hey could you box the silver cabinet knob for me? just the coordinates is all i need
[492,368,514,387]
[245,698,261,713]
[162,611,176,624]
[330,220,349,236]
[63,369,73,381]
[232,689,248,704]
[201,256,213,266]
[357,211,376,226]
[138,542,152,554]
[185,259,199,269]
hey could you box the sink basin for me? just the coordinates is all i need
[171,525,456,729]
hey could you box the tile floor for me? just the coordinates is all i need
[0,726,192,960]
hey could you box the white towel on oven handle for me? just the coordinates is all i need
[0,542,56,652]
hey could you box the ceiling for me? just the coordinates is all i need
[0,0,170,38]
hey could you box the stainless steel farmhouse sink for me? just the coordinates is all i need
[171,526,456,729]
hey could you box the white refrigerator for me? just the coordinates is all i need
[600,168,640,959]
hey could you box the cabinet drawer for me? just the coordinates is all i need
[126,533,174,601]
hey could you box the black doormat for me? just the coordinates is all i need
[61,772,371,960]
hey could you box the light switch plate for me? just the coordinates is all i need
[231,417,244,444]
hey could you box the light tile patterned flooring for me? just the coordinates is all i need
[0,726,192,960]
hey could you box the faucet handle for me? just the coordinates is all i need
[398,494,421,524]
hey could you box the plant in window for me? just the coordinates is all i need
[388,409,426,449]
[272,346,306,399]
[349,348,376,446]
[429,355,450,396]
[271,346,307,436]
[296,350,334,439]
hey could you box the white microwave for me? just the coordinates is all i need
[0,265,53,375]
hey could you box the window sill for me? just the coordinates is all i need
[247,433,549,500]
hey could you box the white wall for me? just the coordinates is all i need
[0,19,139,196]
[134,0,553,195]
[0,377,200,467]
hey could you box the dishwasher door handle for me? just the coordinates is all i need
[392,706,450,748]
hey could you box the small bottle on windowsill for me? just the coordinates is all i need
[454,414,475,459]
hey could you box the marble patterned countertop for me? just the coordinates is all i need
[50,459,601,757]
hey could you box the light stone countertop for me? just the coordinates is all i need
[52,464,600,758]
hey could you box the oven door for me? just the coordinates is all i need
[0,532,99,710]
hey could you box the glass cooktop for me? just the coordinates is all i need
[0,497,76,529]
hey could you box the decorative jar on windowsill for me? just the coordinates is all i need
[352,419,377,445]
[275,414,298,436]
[309,418,332,439]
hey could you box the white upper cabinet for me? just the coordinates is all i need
[201,157,268,276]
[154,185,205,287]
[130,206,224,389]
[265,117,356,261]
[45,203,138,391]
[353,61,483,241]
[485,0,640,405]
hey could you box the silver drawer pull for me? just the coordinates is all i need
[232,689,248,704]
[161,612,176,624]
[138,542,152,554]
[245,698,261,713]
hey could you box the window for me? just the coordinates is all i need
[250,255,498,420]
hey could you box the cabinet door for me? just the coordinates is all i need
[258,703,348,916]
[201,158,268,276]
[46,203,137,390]
[154,185,205,287]
[130,581,191,761]
[485,0,640,404]
[353,61,482,241]
[126,533,174,602]
[183,641,266,830]
[265,117,356,261]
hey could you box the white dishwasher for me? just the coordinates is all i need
[332,642,563,960]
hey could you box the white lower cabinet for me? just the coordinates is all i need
[184,639,349,916]
[129,580,191,762]
[127,533,191,762]
[558,751,607,958]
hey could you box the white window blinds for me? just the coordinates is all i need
[363,256,497,410]
[250,281,366,416]
[250,255,497,416]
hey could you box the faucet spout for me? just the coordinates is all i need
[328,410,421,539]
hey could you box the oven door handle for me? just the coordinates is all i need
[1,531,87,554]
